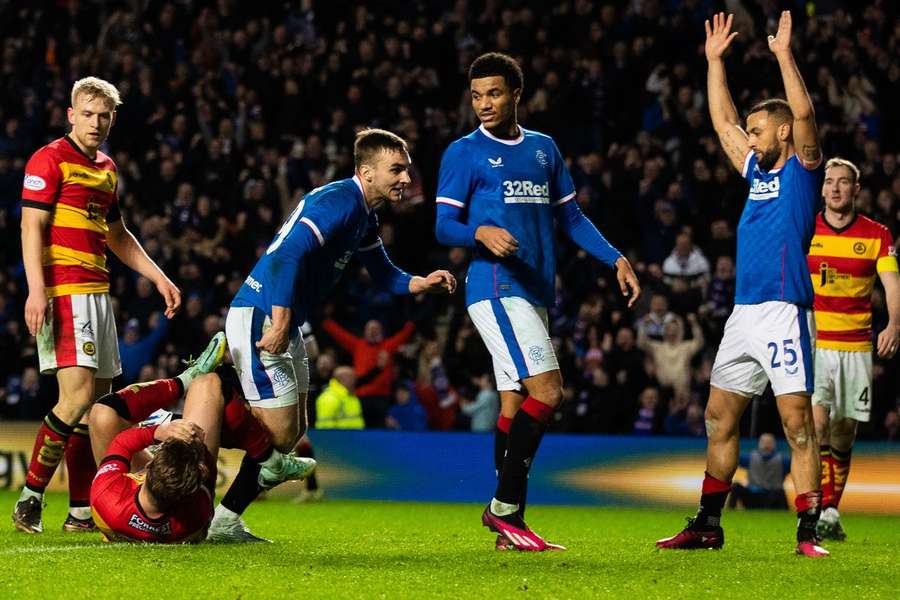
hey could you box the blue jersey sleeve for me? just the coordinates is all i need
[435,203,478,247]
[554,199,622,267]
[550,141,576,206]
[266,191,350,307]
[436,141,474,209]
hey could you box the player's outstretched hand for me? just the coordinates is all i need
[156,276,182,319]
[876,325,899,359]
[615,257,641,308]
[24,292,49,336]
[705,12,738,62]
[410,270,457,295]
[155,420,205,444]
[475,225,519,258]
[767,10,792,56]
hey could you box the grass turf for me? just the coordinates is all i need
[1,490,897,599]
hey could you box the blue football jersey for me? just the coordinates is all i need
[735,152,823,307]
[231,176,379,330]
[436,125,576,307]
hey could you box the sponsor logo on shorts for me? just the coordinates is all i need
[23,174,47,191]
[83,341,96,356]
[81,321,95,338]
[528,345,545,364]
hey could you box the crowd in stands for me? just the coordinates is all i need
[1,1,898,439]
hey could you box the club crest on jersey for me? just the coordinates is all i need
[749,176,780,201]
[853,242,866,255]
[488,157,503,168]
[535,149,548,166]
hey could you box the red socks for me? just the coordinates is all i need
[118,378,184,422]
[25,411,73,493]
[65,423,95,509]
[222,397,272,461]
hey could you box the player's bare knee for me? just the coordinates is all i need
[782,416,814,449]
[189,372,223,405]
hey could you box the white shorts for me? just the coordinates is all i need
[812,349,872,423]
[37,293,121,379]
[468,297,559,392]
[710,301,815,397]
[225,306,309,409]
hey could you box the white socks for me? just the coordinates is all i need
[490,498,519,517]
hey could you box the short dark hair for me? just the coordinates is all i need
[146,437,209,512]
[354,128,409,169]
[747,98,793,124]
[468,52,524,93]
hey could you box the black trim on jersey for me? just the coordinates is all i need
[64,135,97,163]
[821,210,858,235]
[100,454,131,467]
[134,488,169,524]
[20,200,52,211]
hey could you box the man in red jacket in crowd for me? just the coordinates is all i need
[322,318,414,428]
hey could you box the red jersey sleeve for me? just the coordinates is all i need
[103,425,159,465]
[22,147,62,208]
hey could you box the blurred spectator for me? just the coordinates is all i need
[728,433,791,510]
[662,231,711,289]
[636,292,676,342]
[459,374,500,433]
[315,366,364,430]
[118,313,169,384]
[633,386,660,435]
[322,318,415,428]
[386,382,428,431]
[637,313,704,396]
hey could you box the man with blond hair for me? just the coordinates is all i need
[808,157,899,541]
[13,77,182,533]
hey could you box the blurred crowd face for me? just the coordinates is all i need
[333,366,356,391]
[715,255,735,279]
[364,320,384,343]
[746,110,788,171]
[758,433,777,455]
[470,75,519,134]
[68,92,115,154]
[822,164,859,214]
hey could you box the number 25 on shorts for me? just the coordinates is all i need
[768,339,799,375]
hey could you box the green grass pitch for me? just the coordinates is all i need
[2,490,897,599]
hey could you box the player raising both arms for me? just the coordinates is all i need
[207,129,456,542]
[89,334,315,543]
[656,12,828,557]
[808,158,899,541]
[435,52,640,551]
[13,77,182,534]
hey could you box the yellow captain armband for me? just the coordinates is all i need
[876,255,899,274]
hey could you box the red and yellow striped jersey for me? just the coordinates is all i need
[21,136,121,298]
[807,213,898,351]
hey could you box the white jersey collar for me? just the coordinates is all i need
[479,124,525,145]
[351,174,371,213]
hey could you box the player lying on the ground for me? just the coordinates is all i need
[89,334,314,543]
[808,158,900,541]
